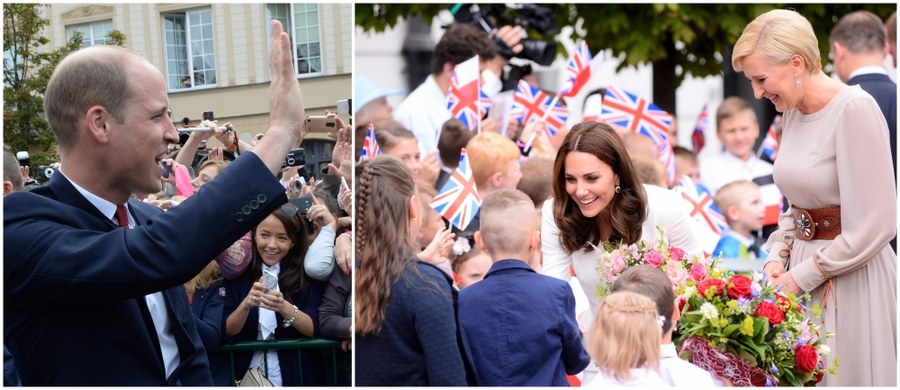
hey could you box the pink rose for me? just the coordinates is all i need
[665,262,688,286]
[644,250,664,267]
[689,262,708,281]
[611,253,626,273]
[668,247,686,261]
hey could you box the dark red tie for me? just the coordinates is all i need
[115,204,129,228]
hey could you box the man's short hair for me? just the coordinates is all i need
[887,12,896,45]
[830,10,887,54]
[44,46,139,149]
[432,23,496,76]
[3,145,24,191]
[516,156,554,207]
[479,189,536,256]
[438,118,473,169]
[715,96,756,131]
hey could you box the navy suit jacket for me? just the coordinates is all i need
[459,259,590,386]
[849,73,897,177]
[3,153,287,385]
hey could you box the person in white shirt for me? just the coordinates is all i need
[612,265,719,387]
[585,291,672,388]
[700,96,784,235]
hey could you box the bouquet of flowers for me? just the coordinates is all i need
[591,227,710,299]
[674,265,837,386]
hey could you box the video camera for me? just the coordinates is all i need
[455,4,558,67]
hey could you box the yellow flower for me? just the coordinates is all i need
[740,316,754,336]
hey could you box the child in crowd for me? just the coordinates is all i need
[585,291,670,388]
[370,118,441,186]
[673,146,700,187]
[516,155,555,271]
[459,189,590,385]
[631,156,668,188]
[450,132,523,247]
[699,97,784,239]
[435,118,473,190]
[451,245,492,289]
[712,180,768,260]
[355,156,471,385]
[611,265,717,386]
[414,181,456,277]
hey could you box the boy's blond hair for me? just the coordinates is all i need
[466,132,520,189]
[587,291,661,382]
[715,96,757,132]
[713,180,760,224]
[478,189,536,256]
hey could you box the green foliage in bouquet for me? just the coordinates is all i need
[674,267,837,386]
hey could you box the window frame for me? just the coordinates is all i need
[161,7,217,92]
[266,3,324,79]
[65,19,114,47]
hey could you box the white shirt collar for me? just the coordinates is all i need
[58,167,127,225]
[262,262,281,275]
[849,66,888,80]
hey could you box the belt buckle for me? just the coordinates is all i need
[794,209,815,240]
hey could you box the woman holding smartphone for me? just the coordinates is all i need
[222,206,326,386]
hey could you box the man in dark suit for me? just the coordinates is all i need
[3,20,305,385]
[830,10,897,178]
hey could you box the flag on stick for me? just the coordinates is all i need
[599,86,675,183]
[510,80,569,139]
[431,148,481,230]
[692,104,709,153]
[447,55,491,132]
[359,123,381,162]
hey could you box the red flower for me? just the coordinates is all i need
[696,278,725,298]
[794,345,818,373]
[755,301,785,325]
[668,247,686,261]
[644,250,664,267]
[815,372,824,383]
[726,275,752,299]
[677,297,688,313]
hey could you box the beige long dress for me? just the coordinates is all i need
[765,85,897,386]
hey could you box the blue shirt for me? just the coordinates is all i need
[459,259,590,386]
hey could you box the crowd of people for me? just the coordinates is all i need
[355,7,896,388]
[4,20,351,386]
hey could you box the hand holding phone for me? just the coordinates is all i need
[262,270,279,292]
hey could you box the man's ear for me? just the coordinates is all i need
[527,229,540,253]
[85,105,112,144]
[442,62,455,78]
[3,180,14,195]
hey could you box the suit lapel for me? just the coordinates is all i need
[46,173,119,229]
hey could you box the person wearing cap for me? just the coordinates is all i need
[355,76,404,127]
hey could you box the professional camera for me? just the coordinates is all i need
[456,4,558,67]
[283,148,306,168]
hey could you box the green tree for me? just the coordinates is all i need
[357,4,894,114]
[4,3,126,181]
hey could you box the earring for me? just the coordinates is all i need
[614,183,621,194]
[795,76,802,88]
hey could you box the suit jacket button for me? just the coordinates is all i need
[249,199,260,210]
[257,194,267,203]
[235,212,245,223]
[242,205,252,215]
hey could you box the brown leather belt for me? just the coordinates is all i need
[791,206,841,240]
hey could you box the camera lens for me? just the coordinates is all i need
[520,39,556,66]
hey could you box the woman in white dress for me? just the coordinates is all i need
[541,122,702,317]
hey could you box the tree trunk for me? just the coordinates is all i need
[652,32,678,119]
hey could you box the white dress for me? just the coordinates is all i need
[585,367,672,388]
[541,184,704,319]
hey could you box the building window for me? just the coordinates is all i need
[66,20,113,47]
[162,8,216,90]
[266,4,322,77]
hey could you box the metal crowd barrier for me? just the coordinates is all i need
[216,338,348,386]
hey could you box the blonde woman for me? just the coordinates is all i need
[733,9,895,386]
[585,291,670,388]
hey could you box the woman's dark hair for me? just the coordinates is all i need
[551,121,647,253]
[250,207,311,307]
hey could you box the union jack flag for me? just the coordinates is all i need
[447,55,492,131]
[359,123,381,162]
[600,86,675,183]
[510,80,569,139]
[692,104,708,153]
[558,40,593,98]
[758,114,780,162]
[674,175,727,254]
[431,148,481,231]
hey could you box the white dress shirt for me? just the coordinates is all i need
[251,262,282,386]
[585,367,672,388]
[393,75,452,156]
[658,343,718,387]
[699,151,783,226]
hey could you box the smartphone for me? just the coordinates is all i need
[161,162,171,178]
[336,99,351,116]
[289,194,314,215]
[282,148,306,167]
[306,116,337,133]
[262,269,279,292]
[202,111,215,121]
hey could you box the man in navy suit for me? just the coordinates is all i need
[3,20,305,385]
[830,10,897,178]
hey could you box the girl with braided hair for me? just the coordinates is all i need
[585,291,670,388]
[354,155,471,386]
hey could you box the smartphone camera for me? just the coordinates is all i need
[202,111,215,121]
